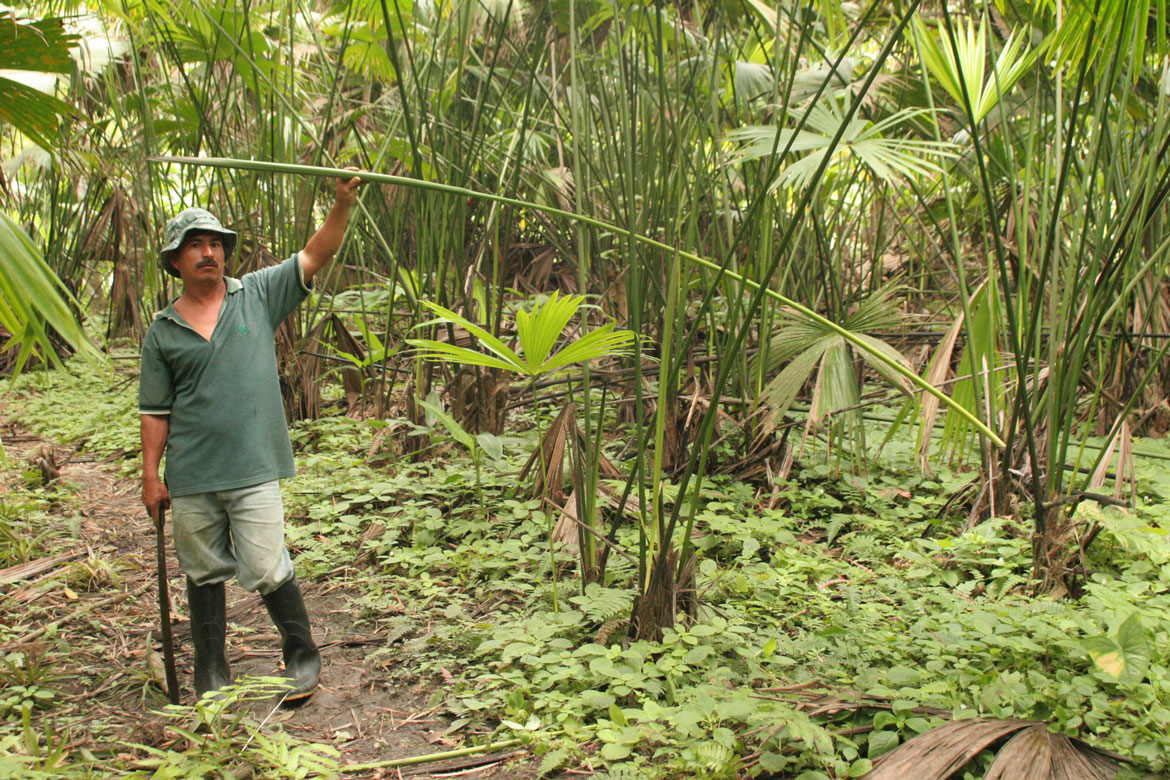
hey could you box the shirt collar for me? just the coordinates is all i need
[152,277,242,321]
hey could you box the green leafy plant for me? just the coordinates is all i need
[408,293,635,379]
[417,390,504,515]
[910,13,1044,125]
[0,14,77,150]
[0,213,102,377]
[410,291,635,608]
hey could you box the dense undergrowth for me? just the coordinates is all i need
[3,360,1170,778]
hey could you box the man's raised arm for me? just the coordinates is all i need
[298,170,363,284]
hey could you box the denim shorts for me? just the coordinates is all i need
[170,480,295,595]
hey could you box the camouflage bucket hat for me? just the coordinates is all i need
[160,208,238,278]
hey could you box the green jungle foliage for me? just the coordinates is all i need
[4,0,1170,775]
[2,362,1170,778]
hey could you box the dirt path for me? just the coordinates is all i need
[0,421,538,778]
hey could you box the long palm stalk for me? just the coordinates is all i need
[147,154,1003,447]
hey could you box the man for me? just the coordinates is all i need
[140,172,362,702]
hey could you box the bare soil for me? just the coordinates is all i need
[0,418,542,779]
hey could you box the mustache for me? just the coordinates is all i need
[197,259,218,267]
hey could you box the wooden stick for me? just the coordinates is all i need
[340,740,523,773]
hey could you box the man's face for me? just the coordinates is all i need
[172,231,226,283]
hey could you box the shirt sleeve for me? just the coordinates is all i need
[247,254,313,330]
[139,327,174,415]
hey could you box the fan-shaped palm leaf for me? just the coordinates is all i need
[758,285,914,432]
[409,301,526,373]
[409,293,635,379]
[727,102,956,190]
[911,14,1043,125]
[863,718,1121,780]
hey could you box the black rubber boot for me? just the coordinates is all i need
[186,578,231,699]
[261,577,320,702]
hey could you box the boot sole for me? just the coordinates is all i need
[281,687,317,704]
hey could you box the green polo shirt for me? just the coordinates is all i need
[139,255,311,497]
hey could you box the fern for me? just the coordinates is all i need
[919,680,951,696]
[538,748,570,778]
[570,584,634,624]
[824,513,853,545]
[384,616,415,646]
[686,741,734,772]
[988,573,1029,599]
[592,766,643,780]
[596,619,630,647]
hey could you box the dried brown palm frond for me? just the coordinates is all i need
[552,477,640,550]
[862,718,1126,780]
[916,302,968,472]
[74,187,143,340]
[518,402,575,505]
[984,724,1122,780]
[519,402,622,504]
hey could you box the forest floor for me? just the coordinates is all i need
[5,362,1170,779]
[0,410,540,779]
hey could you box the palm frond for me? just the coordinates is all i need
[813,341,863,423]
[0,213,101,374]
[416,301,525,370]
[405,340,522,373]
[727,102,956,190]
[911,14,1044,124]
[761,338,834,424]
[516,292,585,372]
[539,324,636,375]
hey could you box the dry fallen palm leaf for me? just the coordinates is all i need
[863,718,1124,780]
[552,489,581,549]
[518,402,574,501]
[147,636,171,696]
[984,724,1117,780]
[863,719,1035,779]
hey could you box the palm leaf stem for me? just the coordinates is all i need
[906,22,992,474]
[938,2,1048,538]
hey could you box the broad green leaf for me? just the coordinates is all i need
[0,77,73,149]
[416,396,475,451]
[1083,614,1149,685]
[0,16,77,73]
[867,730,899,758]
[475,433,504,461]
